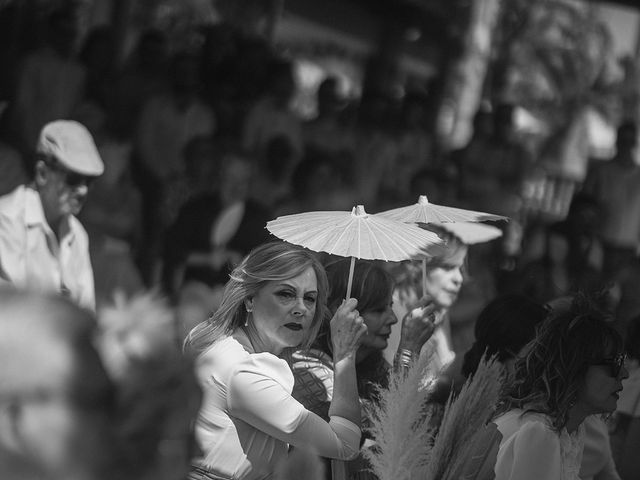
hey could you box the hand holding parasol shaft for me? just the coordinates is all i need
[328,298,367,426]
[398,295,439,355]
[394,295,440,372]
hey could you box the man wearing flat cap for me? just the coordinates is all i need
[0,120,103,310]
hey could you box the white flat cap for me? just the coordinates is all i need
[36,120,104,176]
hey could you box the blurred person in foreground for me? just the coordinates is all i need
[491,295,627,480]
[184,241,367,480]
[0,120,103,310]
[0,289,115,480]
[291,258,438,479]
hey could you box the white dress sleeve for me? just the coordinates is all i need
[0,211,19,286]
[228,354,361,460]
[496,420,562,480]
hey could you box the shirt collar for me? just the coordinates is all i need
[25,185,46,227]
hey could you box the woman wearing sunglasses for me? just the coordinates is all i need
[492,294,628,480]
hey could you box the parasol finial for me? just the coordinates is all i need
[352,205,368,217]
[418,195,430,205]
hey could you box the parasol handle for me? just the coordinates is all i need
[422,258,427,298]
[346,256,356,299]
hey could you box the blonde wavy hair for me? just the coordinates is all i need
[184,241,329,356]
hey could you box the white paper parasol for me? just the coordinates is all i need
[378,195,507,297]
[266,205,443,298]
[378,195,507,224]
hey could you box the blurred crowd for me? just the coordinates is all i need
[1,4,640,480]
[0,8,632,345]
[1,6,640,336]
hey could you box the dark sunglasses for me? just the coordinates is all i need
[591,353,626,378]
[45,160,95,188]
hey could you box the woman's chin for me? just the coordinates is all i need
[364,337,388,352]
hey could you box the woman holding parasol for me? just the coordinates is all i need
[377,195,505,399]
[184,241,367,480]
[387,221,502,400]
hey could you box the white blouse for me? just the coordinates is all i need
[192,334,361,480]
[494,409,585,480]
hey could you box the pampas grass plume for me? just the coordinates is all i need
[424,355,503,480]
[364,350,437,480]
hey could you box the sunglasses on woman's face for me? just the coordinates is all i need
[591,353,626,378]
[45,161,95,188]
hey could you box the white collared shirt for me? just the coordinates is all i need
[0,185,95,311]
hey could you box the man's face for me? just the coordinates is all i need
[38,160,94,220]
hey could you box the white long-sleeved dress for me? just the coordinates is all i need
[190,333,361,480]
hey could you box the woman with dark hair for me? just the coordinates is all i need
[460,294,620,479]
[492,296,628,480]
[184,241,367,480]
[291,257,437,479]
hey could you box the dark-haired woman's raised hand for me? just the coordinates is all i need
[396,296,439,366]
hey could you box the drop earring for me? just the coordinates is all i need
[245,307,253,327]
